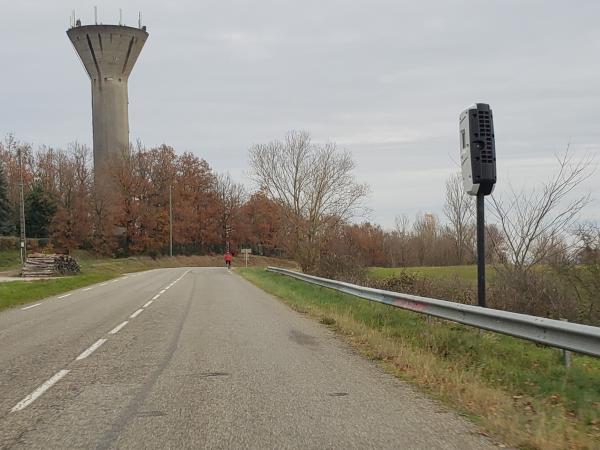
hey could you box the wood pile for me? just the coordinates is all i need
[21,253,80,278]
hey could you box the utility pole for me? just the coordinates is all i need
[18,146,26,264]
[169,185,173,257]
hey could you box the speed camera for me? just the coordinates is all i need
[459,103,496,196]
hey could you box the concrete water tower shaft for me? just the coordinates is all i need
[67,19,148,183]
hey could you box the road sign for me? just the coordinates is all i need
[241,248,251,267]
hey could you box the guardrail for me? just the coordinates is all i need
[266,267,600,358]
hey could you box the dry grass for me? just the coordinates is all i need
[334,317,590,450]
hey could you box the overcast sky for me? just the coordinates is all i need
[1,0,599,228]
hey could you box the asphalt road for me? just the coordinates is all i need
[0,268,499,449]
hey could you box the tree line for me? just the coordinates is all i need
[0,134,280,257]
[0,132,597,278]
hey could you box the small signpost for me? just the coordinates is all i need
[241,248,252,267]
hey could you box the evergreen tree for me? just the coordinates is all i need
[25,183,56,238]
[0,161,14,235]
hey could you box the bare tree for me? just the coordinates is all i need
[443,172,474,264]
[216,173,246,252]
[556,223,600,325]
[394,214,410,236]
[490,149,594,273]
[248,130,369,271]
[392,214,411,266]
[412,212,442,265]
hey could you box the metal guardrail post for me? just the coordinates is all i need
[560,318,572,368]
[266,267,600,358]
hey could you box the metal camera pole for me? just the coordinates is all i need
[459,103,497,308]
[476,193,486,307]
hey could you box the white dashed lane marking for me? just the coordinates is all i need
[75,339,107,361]
[11,370,70,412]
[108,321,129,335]
[21,303,41,310]
[129,309,143,319]
[9,268,191,413]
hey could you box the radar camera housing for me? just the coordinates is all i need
[459,103,496,196]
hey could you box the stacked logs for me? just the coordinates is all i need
[21,254,81,277]
[54,255,81,275]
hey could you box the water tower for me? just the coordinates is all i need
[67,12,148,185]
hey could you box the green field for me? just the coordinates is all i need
[368,265,495,283]
[239,267,600,450]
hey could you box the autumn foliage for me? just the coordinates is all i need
[0,133,500,267]
[0,136,285,257]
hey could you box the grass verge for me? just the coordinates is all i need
[0,250,21,271]
[239,267,600,450]
[0,272,118,310]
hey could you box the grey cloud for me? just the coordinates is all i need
[1,0,599,227]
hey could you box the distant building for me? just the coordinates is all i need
[67,18,148,188]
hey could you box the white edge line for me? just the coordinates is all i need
[57,293,72,299]
[159,290,166,294]
[129,309,143,319]
[152,294,160,300]
[22,303,41,310]
[82,287,93,292]
[11,369,71,412]
[99,283,108,287]
[143,300,153,308]
[75,338,107,361]
[108,321,129,335]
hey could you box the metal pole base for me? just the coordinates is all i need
[476,193,486,308]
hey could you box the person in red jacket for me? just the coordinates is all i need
[224,251,233,269]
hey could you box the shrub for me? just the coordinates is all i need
[365,270,475,306]
[0,236,18,251]
[489,269,578,321]
[362,268,582,324]
[312,252,366,282]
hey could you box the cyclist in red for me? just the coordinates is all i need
[224,251,233,269]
